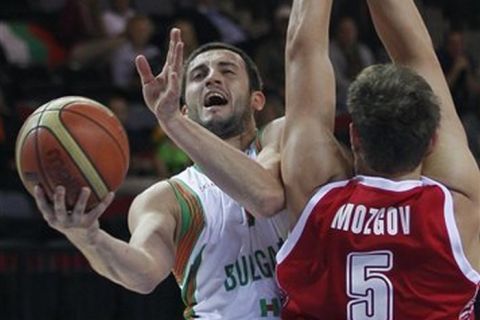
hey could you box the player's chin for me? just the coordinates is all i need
[202,109,229,122]
[203,105,226,114]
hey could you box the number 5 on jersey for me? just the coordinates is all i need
[346,251,393,320]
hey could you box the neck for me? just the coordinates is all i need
[224,125,257,151]
[355,157,422,181]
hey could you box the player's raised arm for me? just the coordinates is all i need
[282,0,351,217]
[366,0,480,201]
[136,28,284,218]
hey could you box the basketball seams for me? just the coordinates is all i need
[36,125,88,200]
[57,110,111,200]
[14,101,56,196]
[40,106,108,201]
[15,116,35,188]
[36,102,56,197]
[15,96,129,210]
[60,108,129,166]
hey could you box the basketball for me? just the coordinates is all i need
[15,96,130,210]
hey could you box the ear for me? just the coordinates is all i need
[349,122,361,152]
[250,91,266,112]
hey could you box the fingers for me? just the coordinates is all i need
[172,28,184,74]
[172,40,184,76]
[166,28,183,94]
[135,55,155,85]
[35,185,106,230]
[140,27,184,120]
[86,192,115,225]
[171,27,181,43]
[34,185,55,224]
[72,187,91,217]
[53,186,69,223]
[166,28,181,66]
[164,28,184,74]
[166,32,175,67]
[167,67,180,98]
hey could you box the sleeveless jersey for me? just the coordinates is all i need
[276,175,480,320]
[169,142,289,319]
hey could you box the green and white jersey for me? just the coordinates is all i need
[168,142,289,320]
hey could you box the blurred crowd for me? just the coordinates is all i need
[0,0,479,219]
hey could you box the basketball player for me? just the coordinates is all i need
[276,0,480,318]
[33,28,289,319]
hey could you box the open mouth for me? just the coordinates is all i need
[204,91,228,108]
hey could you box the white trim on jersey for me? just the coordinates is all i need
[277,174,480,286]
[276,180,349,264]
[356,175,423,191]
[423,177,480,284]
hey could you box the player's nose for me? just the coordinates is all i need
[205,69,223,86]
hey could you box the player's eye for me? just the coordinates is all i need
[191,72,203,80]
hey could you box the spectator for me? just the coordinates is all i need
[110,14,161,93]
[437,29,480,160]
[437,29,480,116]
[254,2,290,100]
[252,3,290,127]
[329,16,375,114]
[178,0,249,47]
[106,89,161,177]
[170,17,199,59]
[102,0,136,37]
[58,0,125,69]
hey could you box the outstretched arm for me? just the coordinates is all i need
[282,0,352,217]
[135,28,284,218]
[34,183,178,294]
[366,0,480,201]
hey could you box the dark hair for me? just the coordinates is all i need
[180,42,263,104]
[347,64,440,174]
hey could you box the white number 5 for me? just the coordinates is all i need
[346,251,393,320]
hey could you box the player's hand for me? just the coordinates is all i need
[135,28,184,123]
[34,185,114,237]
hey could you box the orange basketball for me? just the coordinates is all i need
[15,96,130,210]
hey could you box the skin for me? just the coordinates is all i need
[365,0,480,271]
[282,0,352,217]
[184,50,255,139]
[135,29,284,218]
[32,29,285,296]
[281,0,480,278]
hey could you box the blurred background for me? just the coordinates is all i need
[0,0,479,319]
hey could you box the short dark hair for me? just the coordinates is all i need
[180,42,263,104]
[347,64,440,174]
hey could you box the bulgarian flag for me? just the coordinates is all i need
[0,21,66,68]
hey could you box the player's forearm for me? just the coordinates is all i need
[66,228,165,294]
[366,0,437,66]
[285,0,335,128]
[161,114,284,217]
[286,0,332,56]
[366,0,462,129]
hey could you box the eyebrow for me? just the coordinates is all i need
[188,64,206,76]
[217,61,240,69]
[188,60,240,75]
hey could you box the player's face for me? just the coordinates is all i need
[184,49,253,139]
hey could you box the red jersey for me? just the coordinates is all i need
[276,175,480,320]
